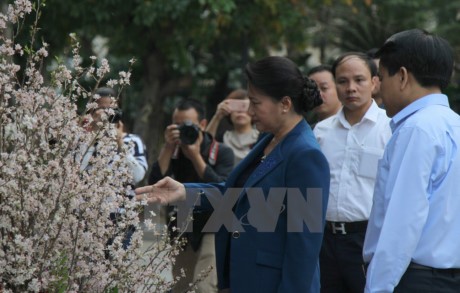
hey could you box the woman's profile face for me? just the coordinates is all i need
[247,83,282,133]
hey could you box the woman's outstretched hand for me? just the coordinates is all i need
[135,176,186,204]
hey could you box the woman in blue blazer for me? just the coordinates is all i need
[137,56,330,293]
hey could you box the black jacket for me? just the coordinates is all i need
[149,132,234,250]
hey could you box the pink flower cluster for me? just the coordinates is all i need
[0,1,183,292]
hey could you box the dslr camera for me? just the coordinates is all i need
[178,120,200,145]
[108,108,123,124]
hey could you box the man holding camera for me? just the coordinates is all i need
[80,87,148,250]
[149,98,234,293]
[83,87,148,184]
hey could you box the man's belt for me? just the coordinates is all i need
[325,220,368,235]
[408,262,460,274]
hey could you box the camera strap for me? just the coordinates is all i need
[208,139,219,166]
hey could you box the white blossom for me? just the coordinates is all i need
[96,58,110,77]
[14,44,23,56]
[37,47,48,58]
[7,0,32,24]
[106,79,118,87]
[0,3,183,292]
[0,14,7,29]
[118,71,131,85]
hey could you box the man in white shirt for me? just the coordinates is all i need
[364,29,460,293]
[314,52,391,292]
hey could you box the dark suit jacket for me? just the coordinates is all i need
[185,119,330,293]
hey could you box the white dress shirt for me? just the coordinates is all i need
[314,100,391,222]
[363,94,460,293]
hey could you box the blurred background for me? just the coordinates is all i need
[6,0,460,180]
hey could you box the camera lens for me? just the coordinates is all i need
[178,121,199,145]
[108,108,123,124]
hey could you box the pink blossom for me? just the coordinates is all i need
[7,0,32,24]
[1,3,183,292]
[97,58,110,77]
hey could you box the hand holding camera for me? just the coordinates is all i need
[83,107,123,132]
[176,120,202,160]
[163,120,203,166]
[227,99,250,113]
[214,99,250,122]
[164,120,201,147]
[164,124,181,148]
[178,121,201,145]
[108,108,123,124]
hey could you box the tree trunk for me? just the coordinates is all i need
[134,52,166,171]
[134,52,185,175]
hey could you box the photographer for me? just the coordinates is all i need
[80,87,148,251]
[82,87,148,184]
[206,89,259,166]
[149,98,234,293]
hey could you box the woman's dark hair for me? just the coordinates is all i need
[376,29,453,91]
[332,52,378,77]
[245,56,322,113]
[226,89,248,101]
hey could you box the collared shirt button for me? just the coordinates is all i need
[232,231,240,239]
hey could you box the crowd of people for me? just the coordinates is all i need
[87,28,460,293]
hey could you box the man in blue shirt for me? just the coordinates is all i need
[363,29,460,292]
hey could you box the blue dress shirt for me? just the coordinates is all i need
[363,94,460,292]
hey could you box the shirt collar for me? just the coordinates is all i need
[337,100,380,128]
[390,93,450,132]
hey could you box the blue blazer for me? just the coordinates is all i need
[185,119,330,293]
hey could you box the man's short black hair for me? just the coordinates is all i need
[376,29,454,90]
[332,52,378,78]
[175,98,206,121]
[307,64,333,76]
[95,87,116,98]
[93,87,124,123]
[366,48,379,59]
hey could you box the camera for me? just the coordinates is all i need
[178,120,200,145]
[108,108,123,124]
[228,99,250,112]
